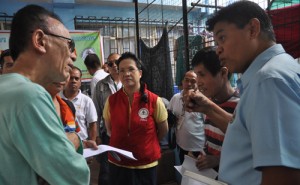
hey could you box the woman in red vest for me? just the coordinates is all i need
[103,52,168,185]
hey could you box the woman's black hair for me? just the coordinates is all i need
[116,52,148,103]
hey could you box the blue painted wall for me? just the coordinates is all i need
[0,1,201,30]
[0,1,135,29]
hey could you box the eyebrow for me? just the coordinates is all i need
[214,28,224,36]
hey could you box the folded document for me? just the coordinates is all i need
[83,145,137,160]
[175,155,227,185]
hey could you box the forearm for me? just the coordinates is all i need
[65,132,80,150]
[261,166,300,185]
[88,122,97,141]
[157,120,168,141]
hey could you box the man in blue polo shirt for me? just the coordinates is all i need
[205,1,300,185]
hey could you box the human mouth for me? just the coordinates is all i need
[66,63,73,72]
[68,63,74,69]
[123,78,132,82]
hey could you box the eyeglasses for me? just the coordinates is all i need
[43,31,75,53]
[107,60,117,67]
[119,68,138,74]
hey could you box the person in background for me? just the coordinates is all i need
[0,4,89,184]
[0,49,14,74]
[102,61,109,73]
[84,53,108,99]
[103,52,168,185]
[188,1,300,184]
[93,53,121,185]
[190,47,239,171]
[45,47,98,152]
[41,81,97,185]
[46,81,98,147]
[168,70,205,164]
[60,66,98,142]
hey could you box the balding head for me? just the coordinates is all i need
[182,70,197,91]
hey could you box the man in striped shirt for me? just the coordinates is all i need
[184,46,239,171]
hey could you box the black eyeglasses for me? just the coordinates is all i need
[107,60,117,67]
[43,31,75,53]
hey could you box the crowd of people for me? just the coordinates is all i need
[0,1,299,185]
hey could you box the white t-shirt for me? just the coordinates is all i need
[168,91,205,151]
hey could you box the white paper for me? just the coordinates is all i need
[174,155,218,179]
[83,144,137,160]
[181,175,209,185]
[182,171,227,185]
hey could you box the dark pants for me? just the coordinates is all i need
[109,163,157,185]
[98,132,110,185]
[178,145,200,164]
[178,146,189,164]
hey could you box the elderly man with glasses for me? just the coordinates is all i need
[0,4,90,185]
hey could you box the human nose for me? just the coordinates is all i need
[216,45,222,56]
[124,71,131,75]
[120,70,131,75]
[70,51,77,62]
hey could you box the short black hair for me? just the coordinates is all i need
[191,46,231,79]
[116,52,142,70]
[206,0,275,41]
[0,49,10,68]
[9,4,62,61]
[84,53,101,69]
[72,66,82,77]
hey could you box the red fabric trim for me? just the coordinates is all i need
[56,96,80,133]
[268,4,300,58]
[205,128,225,141]
[207,146,221,156]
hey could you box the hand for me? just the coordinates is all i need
[183,89,212,114]
[195,154,220,170]
[83,140,98,150]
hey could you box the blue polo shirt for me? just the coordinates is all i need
[219,44,300,185]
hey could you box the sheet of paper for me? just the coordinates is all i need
[183,171,227,185]
[181,175,209,185]
[175,155,218,179]
[83,145,137,160]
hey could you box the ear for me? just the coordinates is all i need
[220,67,229,78]
[31,29,47,54]
[139,70,143,78]
[248,18,261,39]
